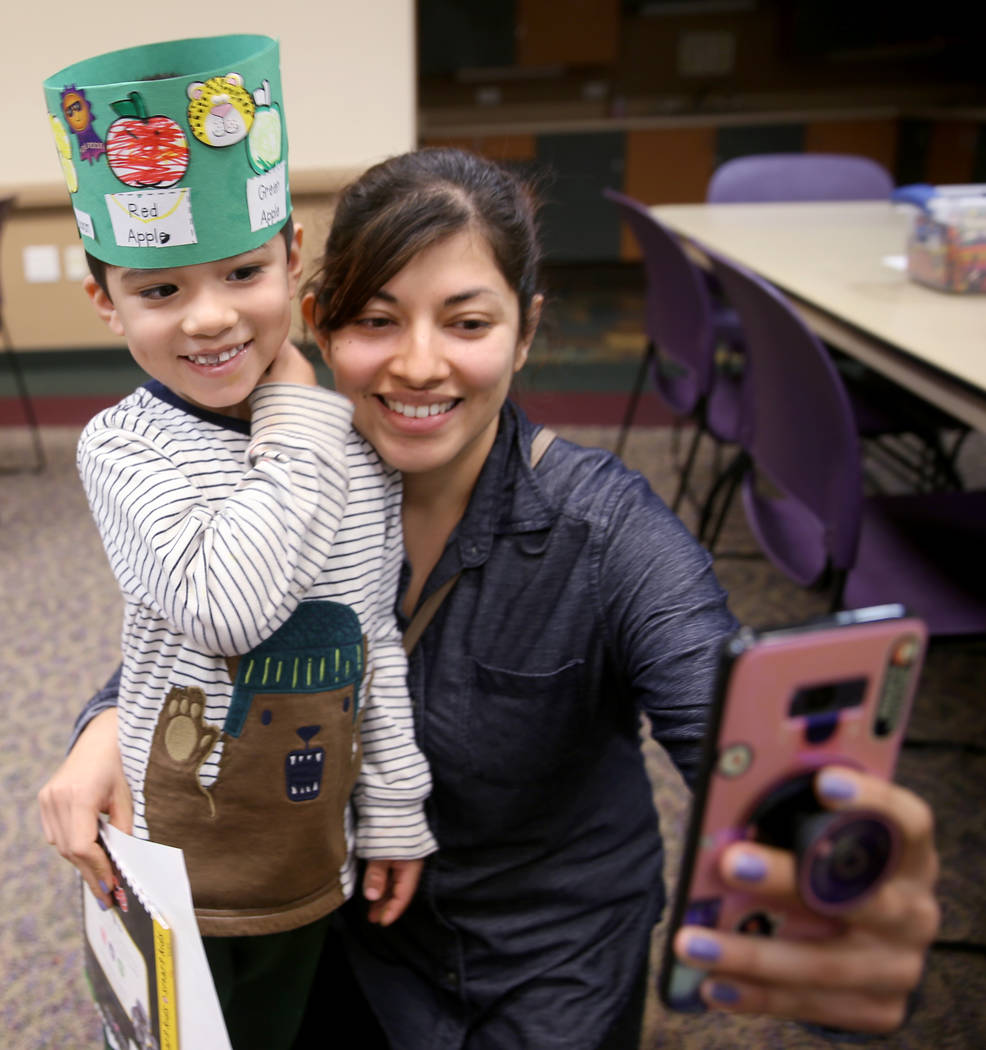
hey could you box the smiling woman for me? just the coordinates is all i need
[305,229,537,490]
[297,148,938,1048]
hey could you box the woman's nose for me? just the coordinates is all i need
[389,323,450,386]
[181,289,238,338]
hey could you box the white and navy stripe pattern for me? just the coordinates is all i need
[78,382,436,906]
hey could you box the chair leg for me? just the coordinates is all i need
[827,568,848,613]
[924,428,968,491]
[698,449,747,551]
[615,341,655,458]
[2,324,45,473]
[702,467,742,554]
[670,422,705,514]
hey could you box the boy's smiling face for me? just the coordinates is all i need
[84,226,303,420]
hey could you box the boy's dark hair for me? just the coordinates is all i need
[84,216,296,297]
[306,148,542,339]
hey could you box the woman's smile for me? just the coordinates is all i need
[380,396,460,420]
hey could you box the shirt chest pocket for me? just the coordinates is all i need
[466,658,589,785]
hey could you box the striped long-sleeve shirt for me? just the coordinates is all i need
[78,379,436,936]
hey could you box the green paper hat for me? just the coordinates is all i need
[43,35,290,268]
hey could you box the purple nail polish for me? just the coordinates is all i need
[817,770,857,802]
[98,880,110,895]
[685,935,722,963]
[98,898,109,912]
[732,852,767,882]
[709,981,740,1004]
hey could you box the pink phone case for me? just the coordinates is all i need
[659,604,927,1012]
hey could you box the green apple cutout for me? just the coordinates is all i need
[247,79,283,174]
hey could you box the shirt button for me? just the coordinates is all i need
[444,970,459,986]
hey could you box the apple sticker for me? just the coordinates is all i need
[49,113,79,193]
[106,92,190,188]
[247,79,283,174]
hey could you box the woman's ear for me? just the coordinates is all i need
[301,291,332,364]
[513,293,544,373]
[83,275,125,338]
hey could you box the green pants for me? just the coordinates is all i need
[203,916,332,1050]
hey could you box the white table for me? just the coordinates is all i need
[651,201,986,432]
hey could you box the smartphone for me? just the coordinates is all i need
[658,604,927,1013]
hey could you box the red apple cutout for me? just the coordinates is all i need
[106,91,190,188]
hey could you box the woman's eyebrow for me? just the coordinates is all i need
[444,288,496,306]
[370,287,498,307]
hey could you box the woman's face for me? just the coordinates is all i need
[306,229,539,485]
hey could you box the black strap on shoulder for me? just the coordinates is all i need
[402,427,556,655]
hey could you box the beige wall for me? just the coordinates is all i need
[1,1,415,349]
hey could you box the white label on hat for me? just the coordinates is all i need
[74,207,95,241]
[247,162,287,232]
[104,189,197,250]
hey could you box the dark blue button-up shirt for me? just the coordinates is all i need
[343,403,735,1049]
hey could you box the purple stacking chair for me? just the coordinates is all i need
[0,197,45,473]
[707,250,986,637]
[705,153,967,492]
[706,153,894,204]
[603,187,745,513]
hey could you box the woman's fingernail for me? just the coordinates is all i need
[97,898,109,912]
[818,770,858,802]
[731,851,767,882]
[709,981,741,1004]
[98,880,110,895]
[685,935,722,963]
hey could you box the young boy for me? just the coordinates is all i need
[43,35,435,1050]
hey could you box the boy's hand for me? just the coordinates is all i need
[38,708,133,910]
[363,858,425,926]
[260,339,318,387]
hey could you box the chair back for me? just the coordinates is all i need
[603,187,716,416]
[707,153,894,203]
[709,251,864,574]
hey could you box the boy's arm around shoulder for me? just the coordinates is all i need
[77,383,353,655]
[350,457,437,862]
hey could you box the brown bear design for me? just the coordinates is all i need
[143,601,366,934]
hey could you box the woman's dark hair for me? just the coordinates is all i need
[84,216,296,297]
[307,148,542,338]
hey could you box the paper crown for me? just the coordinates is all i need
[43,35,290,268]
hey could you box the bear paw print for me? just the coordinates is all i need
[160,686,218,766]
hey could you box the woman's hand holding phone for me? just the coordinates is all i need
[660,606,940,1032]
[673,766,940,1032]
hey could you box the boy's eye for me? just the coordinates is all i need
[355,316,393,330]
[139,284,179,300]
[229,265,262,282]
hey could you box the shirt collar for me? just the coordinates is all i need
[452,400,557,569]
[144,379,251,434]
